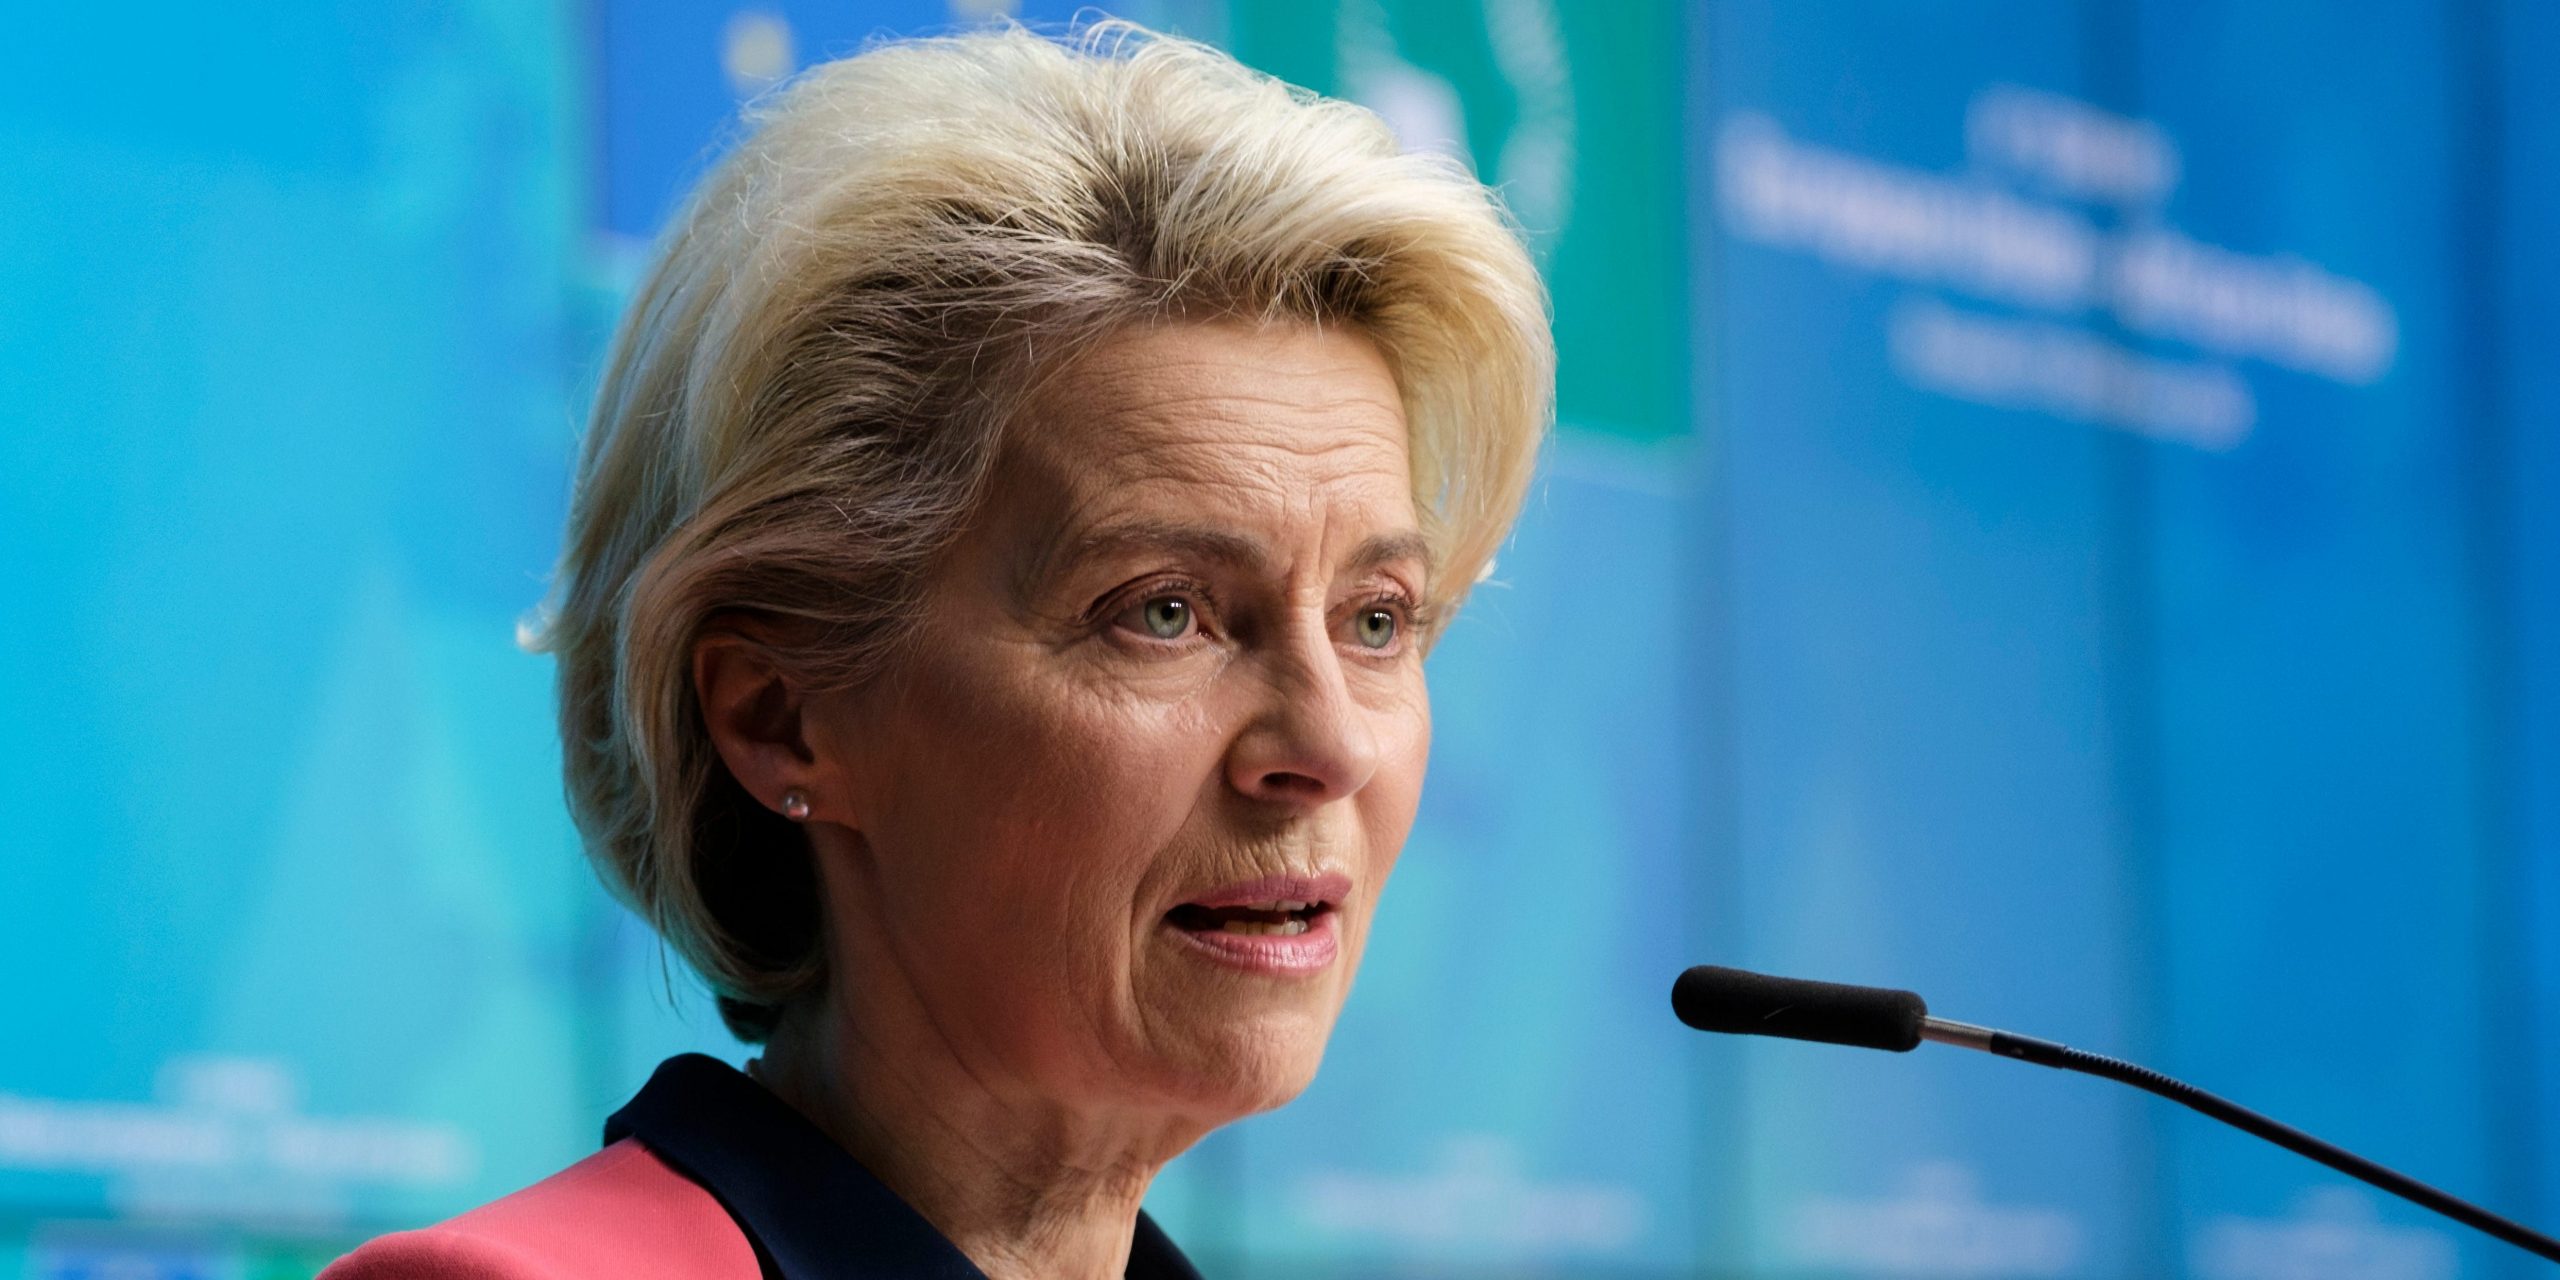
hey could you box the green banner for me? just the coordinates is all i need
[1227,0,1690,443]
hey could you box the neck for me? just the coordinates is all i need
[752,986,1203,1280]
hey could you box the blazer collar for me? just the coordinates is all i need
[606,1054,1206,1280]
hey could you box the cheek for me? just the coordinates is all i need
[860,646,1220,937]
[1372,701,1429,836]
[1350,679,1431,911]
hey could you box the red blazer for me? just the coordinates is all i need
[321,1055,1203,1279]
[319,1138,759,1279]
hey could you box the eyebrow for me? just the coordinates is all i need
[1023,519,1434,592]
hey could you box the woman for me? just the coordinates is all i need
[326,19,1548,1280]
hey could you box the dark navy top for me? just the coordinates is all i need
[606,1054,1206,1280]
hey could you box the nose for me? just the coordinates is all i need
[1224,619,1383,806]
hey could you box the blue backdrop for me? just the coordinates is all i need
[3,2,2553,1277]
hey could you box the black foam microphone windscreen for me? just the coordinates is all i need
[1671,965,1929,1052]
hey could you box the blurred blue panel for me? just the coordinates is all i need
[0,5,446,175]
[2498,0,2560,1247]
[599,0,949,238]
[1699,2,2155,1274]
[2129,1,2522,1275]
[0,0,597,1239]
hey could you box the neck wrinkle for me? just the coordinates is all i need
[752,926,1205,1280]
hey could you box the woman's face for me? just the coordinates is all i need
[809,320,1432,1125]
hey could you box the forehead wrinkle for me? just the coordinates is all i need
[1010,390,1407,495]
[1072,341,1401,405]
[1003,436,1419,598]
[1055,351,1405,443]
[1022,517,1271,597]
[1018,406,1410,533]
[992,321,1421,600]
[1070,401,1409,474]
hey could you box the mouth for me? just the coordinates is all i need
[1161,872,1351,974]
[1164,899,1332,936]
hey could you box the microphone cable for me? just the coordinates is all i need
[1674,964,2560,1266]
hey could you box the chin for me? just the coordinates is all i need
[1147,1007,1337,1121]
[1124,914,1364,1119]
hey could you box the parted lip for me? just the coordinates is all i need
[1175,871,1353,911]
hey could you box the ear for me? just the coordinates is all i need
[692,622,827,823]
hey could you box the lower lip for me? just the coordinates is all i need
[1165,910,1340,976]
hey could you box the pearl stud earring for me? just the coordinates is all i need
[780,789,811,822]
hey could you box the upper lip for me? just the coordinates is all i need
[1177,871,1353,911]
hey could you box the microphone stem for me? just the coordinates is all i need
[1917,1017,1998,1052]
[1920,1017,2560,1265]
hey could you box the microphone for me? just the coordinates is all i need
[1670,964,2560,1266]
[1670,964,1928,1051]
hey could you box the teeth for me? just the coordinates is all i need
[1219,918,1311,937]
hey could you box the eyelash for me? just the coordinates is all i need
[1096,579,1428,653]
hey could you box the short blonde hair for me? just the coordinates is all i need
[534,20,1552,1041]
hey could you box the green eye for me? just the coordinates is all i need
[1354,607,1399,650]
[1140,596,1192,639]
